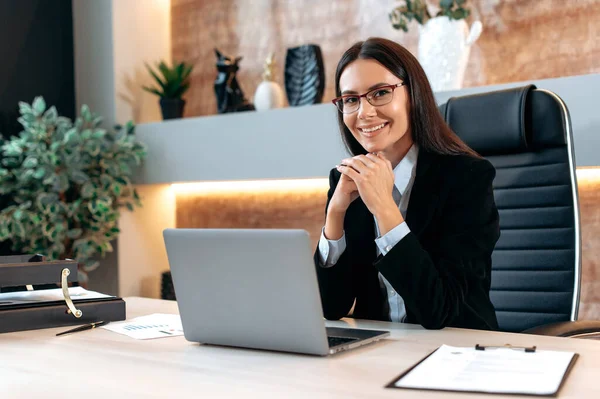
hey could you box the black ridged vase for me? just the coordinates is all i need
[159,98,186,120]
[284,44,325,106]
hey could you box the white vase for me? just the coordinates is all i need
[417,16,483,92]
[254,81,285,111]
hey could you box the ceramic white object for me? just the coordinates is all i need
[418,16,483,92]
[254,80,285,111]
[254,53,285,111]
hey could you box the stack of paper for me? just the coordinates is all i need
[0,286,112,303]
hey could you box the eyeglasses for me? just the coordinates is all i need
[332,82,406,114]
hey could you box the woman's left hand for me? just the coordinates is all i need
[336,153,399,220]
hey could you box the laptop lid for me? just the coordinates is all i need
[163,228,331,355]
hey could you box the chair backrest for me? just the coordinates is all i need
[439,86,582,332]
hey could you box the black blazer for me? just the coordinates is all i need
[314,149,500,330]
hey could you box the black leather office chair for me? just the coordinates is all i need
[439,85,600,337]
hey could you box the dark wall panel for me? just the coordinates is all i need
[0,0,74,257]
[0,0,75,138]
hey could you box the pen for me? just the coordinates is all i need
[56,320,109,336]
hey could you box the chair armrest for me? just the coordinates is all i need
[523,320,600,338]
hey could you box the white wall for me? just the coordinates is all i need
[112,0,171,124]
[73,0,171,127]
[118,184,175,299]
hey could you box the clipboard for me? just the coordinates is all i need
[386,344,579,397]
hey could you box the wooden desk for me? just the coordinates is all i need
[2,297,599,398]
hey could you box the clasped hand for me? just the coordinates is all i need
[329,153,400,221]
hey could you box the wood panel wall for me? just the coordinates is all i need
[171,0,600,117]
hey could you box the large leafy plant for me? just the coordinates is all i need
[143,60,193,99]
[390,0,471,32]
[0,97,147,280]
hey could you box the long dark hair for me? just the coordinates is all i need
[335,37,479,158]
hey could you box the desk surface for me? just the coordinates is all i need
[2,297,599,398]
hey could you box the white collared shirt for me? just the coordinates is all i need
[317,144,419,322]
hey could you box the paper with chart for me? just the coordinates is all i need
[392,344,576,396]
[102,313,184,339]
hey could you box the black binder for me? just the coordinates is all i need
[0,254,126,334]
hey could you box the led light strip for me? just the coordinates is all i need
[172,178,329,194]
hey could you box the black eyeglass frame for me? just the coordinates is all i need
[332,82,406,114]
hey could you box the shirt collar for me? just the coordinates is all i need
[393,144,419,196]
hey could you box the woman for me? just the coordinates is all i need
[314,37,500,331]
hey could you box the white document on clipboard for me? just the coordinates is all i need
[389,344,577,396]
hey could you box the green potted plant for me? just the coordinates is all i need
[143,60,193,120]
[389,0,471,32]
[0,97,147,283]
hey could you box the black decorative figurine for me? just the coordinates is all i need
[284,44,325,106]
[214,49,255,113]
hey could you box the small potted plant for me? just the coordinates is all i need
[389,0,471,32]
[389,0,482,92]
[143,61,193,120]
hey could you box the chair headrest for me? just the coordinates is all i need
[440,85,536,155]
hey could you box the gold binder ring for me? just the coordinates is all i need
[61,268,82,318]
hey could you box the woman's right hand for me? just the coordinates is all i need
[324,168,360,241]
[323,168,359,240]
[327,171,359,214]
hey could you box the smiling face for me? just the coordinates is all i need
[338,59,413,166]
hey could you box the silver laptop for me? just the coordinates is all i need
[163,228,389,356]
